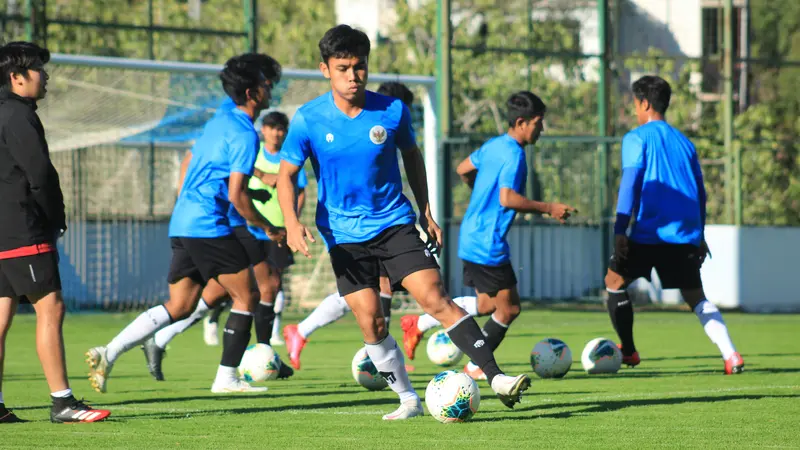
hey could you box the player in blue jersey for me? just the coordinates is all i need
[277,25,532,420]
[605,75,743,374]
[282,82,412,371]
[86,54,284,394]
[400,92,576,378]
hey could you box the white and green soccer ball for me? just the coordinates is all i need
[238,343,281,382]
[530,338,572,379]
[426,330,463,367]
[581,337,622,374]
[425,370,481,423]
[351,347,388,391]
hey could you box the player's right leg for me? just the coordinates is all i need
[0,294,22,423]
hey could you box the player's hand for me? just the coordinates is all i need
[547,203,578,224]
[286,220,315,258]
[697,240,710,265]
[265,227,286,244]
[419,211,443,256]
[615,234,629,260]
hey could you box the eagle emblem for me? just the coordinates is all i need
[369,125,387,145]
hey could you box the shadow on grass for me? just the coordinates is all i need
[473,393,800,422]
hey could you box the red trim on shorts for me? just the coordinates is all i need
[0,243,56,260]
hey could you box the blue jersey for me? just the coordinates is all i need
[169,108,258,238]
[458,134,527,266]
[280,91,417,247]
[214,97,252,229]
[623,120,704,245]
[247,147,308,241]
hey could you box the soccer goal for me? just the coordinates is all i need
[43,53,438,312]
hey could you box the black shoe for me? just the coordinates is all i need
[0,404,25,423]
[277,359,294,379]
[50,397,111,423]
[141,337,166,381]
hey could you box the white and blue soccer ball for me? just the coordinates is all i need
[581,337,622,374]
[238,343,281,382]
[425,370,481,423]
[426,330,464,366]
[351,347,388,391]
[530,338,572,379]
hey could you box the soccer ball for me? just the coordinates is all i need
[581,338,622,374]
[426,330,463,366]
[238,343,281,382]
[351,347,388,391]
[530,338,572,378]
[425,370,481,423]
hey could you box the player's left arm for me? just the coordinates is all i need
[614,133,646,236]
[177,150,192,195]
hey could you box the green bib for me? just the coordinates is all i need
[249,145,284,227]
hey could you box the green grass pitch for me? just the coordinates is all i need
[2,309,798,448]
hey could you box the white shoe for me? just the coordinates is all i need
[86,346,114,394]
[382,398,424,421]
[210,378,268,394]
[270,335,285,346]
[491,374,531,409]
[203,316,219,346]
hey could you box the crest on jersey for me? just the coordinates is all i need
[369,125,387,145]
[326,133,334,143]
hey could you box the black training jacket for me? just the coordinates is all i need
[0,91,66,252]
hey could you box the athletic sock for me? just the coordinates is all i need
[220,310,253,368]
[482,314,510,351]
[214,365,238,385]
[106,305,172,363]
[153,300,210,349]
[380,293,393,328]
[255,301,275,345]
[208,298,228,324]
[606,289,636,355]
[417,296,478,333]
[446,315,503,385]
[271,291,285,339]
[694,300,737,360]
[297,292,351,339]
[50,388,72,399]
[364,334,418,403]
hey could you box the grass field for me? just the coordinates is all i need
[2,308,798,449]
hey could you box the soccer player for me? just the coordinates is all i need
[87,54,282,394]
[401,92,576,380]
[605,75,744,374]
[278,25,531,420]
[0,42,110,423]
[281,81,414,370]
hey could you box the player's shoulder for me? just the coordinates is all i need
[296,92,333,117]
[484,134,524,157]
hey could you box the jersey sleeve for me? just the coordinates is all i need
[227,130,258,175]
[297,167,308,189]
[469,147,483,169]
[395,103,417,153]
[498,150,526,193]
[280,110,311,167]
[621,132,645,169]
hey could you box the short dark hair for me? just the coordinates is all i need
[319,25,371,63]
[261,111,289,130]
[632,75,671,114]
[240,53,282,85]
[506,91,546,127]
[219,54,266,106]
[377,82,414,108]
[0,41,50,92]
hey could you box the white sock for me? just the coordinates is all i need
[417,296,479,333]
[297,292,351,339]
[365,334,418,403]
[694,300,737,360]
[214,365,238,384]
[50,388,72,399]
[154,300,210,349]
[106,305,172,363]
[271,291,285,337]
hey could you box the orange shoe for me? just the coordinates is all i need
[617,344,641,367]
[724,352,744,375]
[282,324,307,370]
[463,363,487,381]
[400,315,424,360]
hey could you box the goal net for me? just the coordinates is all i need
[43,54,438,312]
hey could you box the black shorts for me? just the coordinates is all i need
[233,226,266,266]
[0,251,61,299]
[609,241,703,290]
[263,239,294,271]
[167,236,250,285]
[462,260,517,297]
[329,224,439,297]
